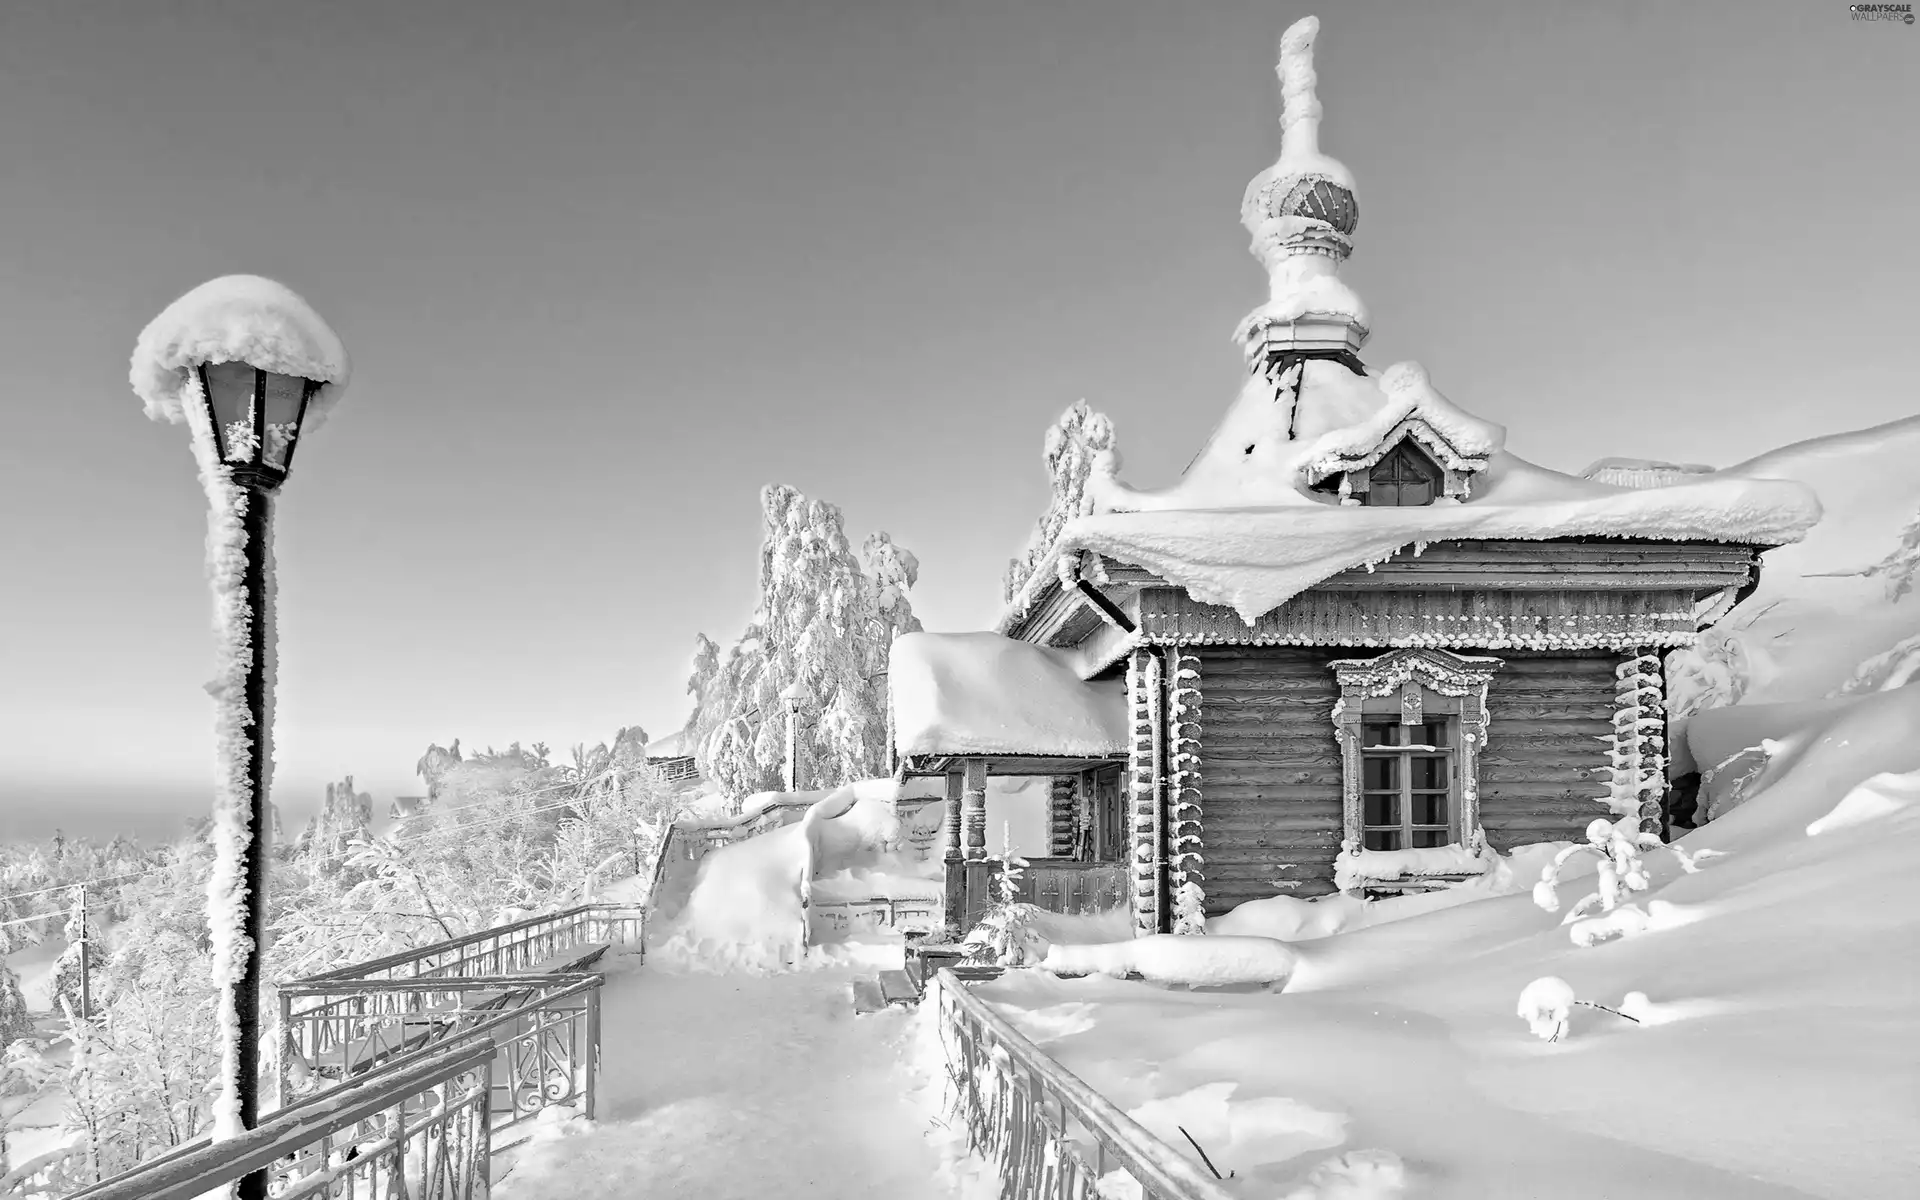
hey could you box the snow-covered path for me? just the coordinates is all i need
[496,953,956,1199]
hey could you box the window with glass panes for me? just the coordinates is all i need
[1360,718,1453,850]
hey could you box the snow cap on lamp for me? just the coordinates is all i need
[1236,15,1370,357]
[130,274,351,431]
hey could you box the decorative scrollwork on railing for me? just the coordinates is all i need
[931,970,1238,1200]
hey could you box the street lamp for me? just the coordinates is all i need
[781,681,811,793]
[130,276,349,1186]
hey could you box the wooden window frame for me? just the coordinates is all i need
[1329,648,1502,855]
[1359,716,1456,850]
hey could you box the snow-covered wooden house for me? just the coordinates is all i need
[890,16,1819,939]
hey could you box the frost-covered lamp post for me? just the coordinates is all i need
[130,276,349,1172]
[781,681,811,792]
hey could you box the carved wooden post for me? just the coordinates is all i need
[1613,649,1667,834]
[962,758,989,860]
[1168,647,1206,933]
[1126,648,1166,936]
[942,768,965,940]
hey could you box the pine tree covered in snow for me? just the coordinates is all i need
[1003,401,1117,604]
[0,966,30,1054]
[961,835,1047,967]
[684,485,920,800]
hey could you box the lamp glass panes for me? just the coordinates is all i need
[196,361,317,485]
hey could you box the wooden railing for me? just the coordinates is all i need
[64,1038,493,1200]
[931,969,1236,1200]
[956,859,1128,935]
[808,895,940,940]
[300,903,645,984]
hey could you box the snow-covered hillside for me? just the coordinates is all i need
[1670,415,1920,729]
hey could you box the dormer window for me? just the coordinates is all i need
[1363,441,1442,507]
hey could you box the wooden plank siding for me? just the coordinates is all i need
[1194,647,1346,911]
[1476,652,1618,850]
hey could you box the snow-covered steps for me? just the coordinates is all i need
[851,969,922,1014]
[850,977,889,1014]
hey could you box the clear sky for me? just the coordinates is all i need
[1,0,1914,842]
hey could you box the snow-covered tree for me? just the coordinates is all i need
[46,889,93,1020]
[293,775,375,864]
[0,965,30,1054]
[414,739,464,801]
[961,831,1047,966]
[1863,505,1920,602]
[1533,817,1722,947]
[1003,401,1117,603]
[687,484,920,800]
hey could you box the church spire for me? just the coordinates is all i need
[1236,16,1369,370]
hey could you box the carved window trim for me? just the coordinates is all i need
[1330,648,1502,854]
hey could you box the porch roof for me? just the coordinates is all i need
[890,632,1129,761]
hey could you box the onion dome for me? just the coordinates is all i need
[1236,16,1369,361]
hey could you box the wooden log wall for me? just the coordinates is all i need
[1194,647,1345,910]
[1048,776,1079,858]
[1476,653,1618,850]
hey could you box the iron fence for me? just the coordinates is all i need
[277,972,603,1127]
[931,969,1237,1200]
[299,903,645,985]
[62,1038,493,1200]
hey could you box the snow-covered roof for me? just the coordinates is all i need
[1579,458,1717,489]
[1054,453,1820,626]
[131,274,351,431]
[1299,362,1503,481]
[646,729,689,759]
[890,632,1128,758]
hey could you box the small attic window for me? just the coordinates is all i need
[1363,441,1442,507]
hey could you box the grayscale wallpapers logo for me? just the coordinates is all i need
[1850,3,1915,21]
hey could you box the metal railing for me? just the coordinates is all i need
[277,972,603,1127]
[931,969,1236,1200]
[65,1038,493,1200]
[300,903,645,984]
[19,906,640,1200]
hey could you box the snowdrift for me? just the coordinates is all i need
[960,682,1920,1198]
[647,778,944,972]
[1669,415,1920,721]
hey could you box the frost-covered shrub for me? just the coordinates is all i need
[1533,817,1722,947]
[1517,976,1645,1042]
[1516,976,1576,1041]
